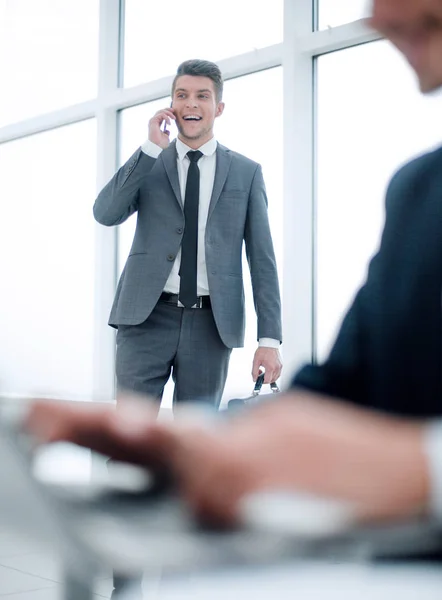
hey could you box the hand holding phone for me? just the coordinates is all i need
[162,102,174,133]
[148,104,175,149]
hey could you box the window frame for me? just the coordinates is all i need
[0,0,382,400]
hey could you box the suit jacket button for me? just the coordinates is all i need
[176,227,183,234]
[167,254,175,261]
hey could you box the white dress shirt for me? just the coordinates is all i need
[141,137,279,349]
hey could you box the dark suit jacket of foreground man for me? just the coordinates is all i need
[94,140,282,349]
[294,146,442,418]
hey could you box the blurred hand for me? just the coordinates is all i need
[24,392,429,526]
[24,398,161,467]
[148,107,176,149]
[163,394,429,525]
[252,347,282,383]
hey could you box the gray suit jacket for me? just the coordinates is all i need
[93,140,282,348]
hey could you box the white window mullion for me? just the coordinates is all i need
[0,101,97,144]
[93,0,121,402]
[299,19,381,57]
[281,0,315,383]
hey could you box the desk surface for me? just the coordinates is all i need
[1,406,442,598]
[144,562,442,600]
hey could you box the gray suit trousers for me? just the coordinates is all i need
[116,297,232,408]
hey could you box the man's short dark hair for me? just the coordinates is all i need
[172,59,224,102]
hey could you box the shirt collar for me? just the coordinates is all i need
[176,136,217,161]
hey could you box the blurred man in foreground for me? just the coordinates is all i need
[24,0,442,527]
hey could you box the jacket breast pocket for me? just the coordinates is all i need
[221,189,248,198]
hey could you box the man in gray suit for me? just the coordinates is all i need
[94,59,282,409]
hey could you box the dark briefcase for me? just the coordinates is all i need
[227,372,280,411]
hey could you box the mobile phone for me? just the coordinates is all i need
[162,102,174,133]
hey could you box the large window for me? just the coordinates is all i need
[0,120,97,399]
[118,67,283,405]
[122,0,283,88]
[3,1,407,403]
[318,0,369,29]
[315,41,442,361]
[0,0,99,127]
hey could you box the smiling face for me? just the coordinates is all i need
[370,0,442,93]
[172,75,225,148]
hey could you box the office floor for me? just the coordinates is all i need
[2,440,107,597]
[0,442,165,600]
[0,528,111,598]
[0,399,192,600]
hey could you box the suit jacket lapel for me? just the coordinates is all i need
[208,144,232,221]
[160,140,182,209]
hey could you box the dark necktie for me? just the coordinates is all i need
[179,150,203,308]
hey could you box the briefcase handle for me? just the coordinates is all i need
[252,372,280,396]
